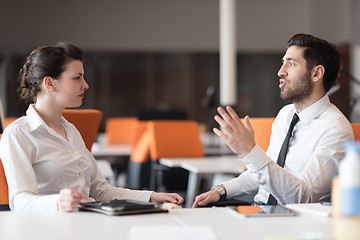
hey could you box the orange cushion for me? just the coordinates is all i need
[148,120,204,159]
[106,118,138,145]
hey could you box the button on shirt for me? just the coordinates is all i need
[0,104,152,211]
[223,95,354,204]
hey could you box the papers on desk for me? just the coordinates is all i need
[127,226,217,240]
[285,203,332,217]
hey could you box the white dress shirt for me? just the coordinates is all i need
[223,95,354,204]
[0,104,152,211]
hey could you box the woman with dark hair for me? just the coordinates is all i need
[0,42,183,212]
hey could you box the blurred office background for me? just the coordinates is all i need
[1,0,360,131]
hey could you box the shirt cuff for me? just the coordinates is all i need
[239,145,272,172]
[223,178,241,199]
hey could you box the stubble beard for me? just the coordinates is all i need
[280,70,313,104]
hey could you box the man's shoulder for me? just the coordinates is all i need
[276,103,295,117]
[322,104,352,128]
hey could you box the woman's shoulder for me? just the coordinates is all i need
[2,116,31,135]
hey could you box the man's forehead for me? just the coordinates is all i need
[283,46,306,61]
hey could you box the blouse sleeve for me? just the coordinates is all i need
[86,150,153,202]
[0,128,59,211]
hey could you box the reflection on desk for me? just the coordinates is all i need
[0,207,334,240]
[160,156,245,208]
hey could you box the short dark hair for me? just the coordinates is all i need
[287,33,340,92]
[18,42,84,103]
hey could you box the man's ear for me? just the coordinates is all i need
[312,65,325,83]
[43,76,55,92]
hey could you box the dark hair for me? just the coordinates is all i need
[287,33,340,92]
[18,42,84,103]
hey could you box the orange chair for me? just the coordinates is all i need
[130,129,151,163]
[248,118,275,152]
[147,120,204,191]
[105,117,138,145]
[5,118,18,127]
[0,134,10,210]
[351,123,360,141]
[62,109,103,152]
[238,117,274,170]
[131,121,149,146]
[127,129,152,189]
[104,117,142,186]
[148,120,204,159]
[1,117,18,133]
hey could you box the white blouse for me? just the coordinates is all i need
[0,104,152,211]
[223,95,354,204]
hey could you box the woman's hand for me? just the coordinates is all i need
[57,188,86,212]
[150,192,184,205]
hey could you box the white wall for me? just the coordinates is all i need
[0,0,351,52]
[310,0,351,45]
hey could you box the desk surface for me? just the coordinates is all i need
[91,143,132,157]
[160,156,244,207]
[160,155,244,174]
[0,207,338,240]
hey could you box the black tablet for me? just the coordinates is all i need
[78,199,168,216]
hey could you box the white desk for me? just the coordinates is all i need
[91,143,133,186]
[160,156,244,208]
[0,207,339,240]
[91,142,132,158]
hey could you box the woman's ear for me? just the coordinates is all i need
[43,76,55,92]
[312,65,325,83]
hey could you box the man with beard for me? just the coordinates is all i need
[192,33,354,207]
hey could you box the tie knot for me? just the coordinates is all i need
[290,113,299,127]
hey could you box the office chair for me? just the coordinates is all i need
[62,109,103,152]
[104,117,141,185]
[5,118,18,128]
[147,120,204,193]
[351,123,360,141]
[0,134,10,211]
[127,127,152,189]
[105,117,139,145]
[234,117,275,171]
[249,118,275,152]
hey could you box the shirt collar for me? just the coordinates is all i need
[26,104,70,132]
[27,104,47,132]
[296,94,331,125]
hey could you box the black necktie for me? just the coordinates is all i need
[267,113,299,205]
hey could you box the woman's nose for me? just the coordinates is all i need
[82,79,89,90]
